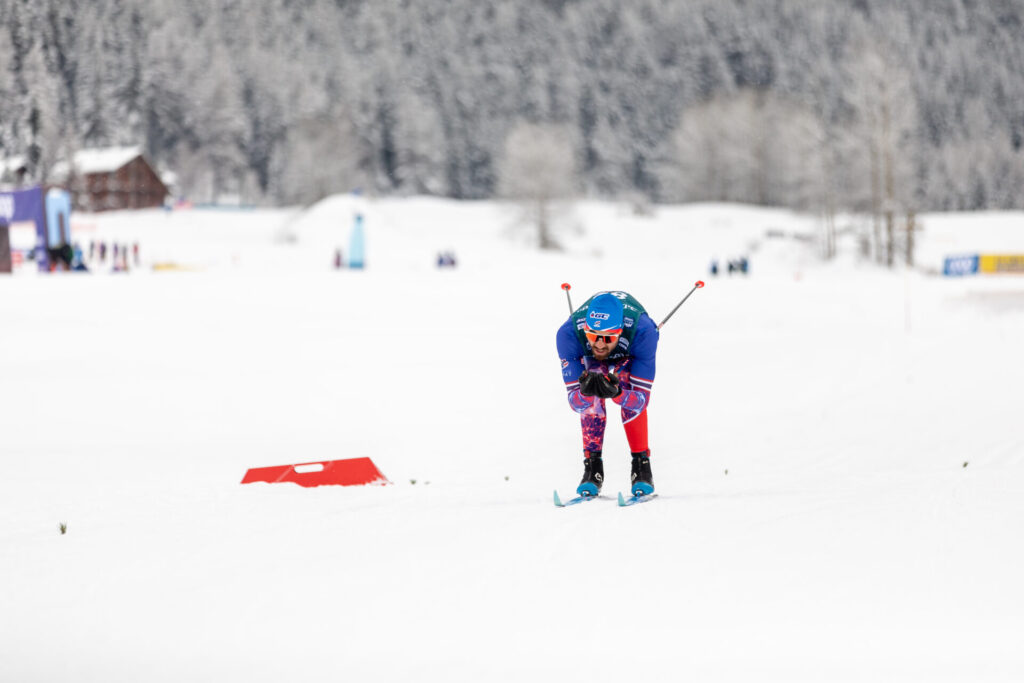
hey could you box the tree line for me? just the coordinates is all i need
[1,0,1022,223]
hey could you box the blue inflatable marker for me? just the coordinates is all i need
[348,213,365,269]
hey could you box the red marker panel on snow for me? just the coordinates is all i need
[241,457,389,488]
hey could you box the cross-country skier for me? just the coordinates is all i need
[556,291,659,497]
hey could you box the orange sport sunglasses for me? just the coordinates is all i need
[584,329,621,345]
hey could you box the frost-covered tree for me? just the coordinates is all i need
[0,36,16,157]
[498,121,577,250]
[278,113,360,206]
[672,90,826,206]
[74,11,115,148]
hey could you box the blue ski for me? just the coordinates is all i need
[618,491,658,506]
[553,490,602,507]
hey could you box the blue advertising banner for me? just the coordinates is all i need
[0,186,48,270]
[0,186,45,225]
[943,254,979,277]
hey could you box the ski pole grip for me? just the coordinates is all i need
[561,282,574,314]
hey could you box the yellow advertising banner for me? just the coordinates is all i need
[979,254,1024,274]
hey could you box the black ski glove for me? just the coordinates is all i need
[591,372,622,399]
[578,371,621,399]
[578,371,598,396]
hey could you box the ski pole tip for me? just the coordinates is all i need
[561,282,571,291]
[696,280,705,288]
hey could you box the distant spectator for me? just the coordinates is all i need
[133,243,140,266]
[112,245,128,272]
[334,248,344,270]
[72,244,89,272]
[46,245,62,271]
[710,259,719,277]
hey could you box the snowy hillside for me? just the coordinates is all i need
[1,198,1023,682]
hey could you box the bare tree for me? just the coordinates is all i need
[498,121,576,250]
[671,92,830,201]
[847,43,917,266]
[672,93,753,203]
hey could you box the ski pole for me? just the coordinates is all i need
[658,280,705,330]
[561,282,574,315]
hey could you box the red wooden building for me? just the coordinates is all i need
[53,146,169,212]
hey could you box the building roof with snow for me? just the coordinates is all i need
[51,146,145,181]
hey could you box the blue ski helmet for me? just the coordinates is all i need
[584,293,624,333]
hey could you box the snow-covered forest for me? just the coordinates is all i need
[1,0,1022,210]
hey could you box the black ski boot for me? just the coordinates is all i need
[576,451,604,497]
[630,450,654,496]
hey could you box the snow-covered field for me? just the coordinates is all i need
[2,197,1023,682]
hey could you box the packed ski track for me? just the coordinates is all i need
[1,197,1023,682]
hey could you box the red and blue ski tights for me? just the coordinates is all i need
[572,360,651,455]
[581,404,649,455]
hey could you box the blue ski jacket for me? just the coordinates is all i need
[556,296,659,420]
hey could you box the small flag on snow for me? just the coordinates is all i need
[241,457,389,488]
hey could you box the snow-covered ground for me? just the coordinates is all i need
[2,197,1023,682]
